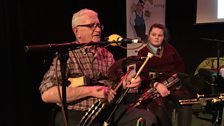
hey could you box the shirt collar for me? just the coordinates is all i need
[79,45,97,55]
[147,43,161,54]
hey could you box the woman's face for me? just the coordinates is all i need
[148,27,164,47]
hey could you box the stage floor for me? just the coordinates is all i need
[172,104,220,126]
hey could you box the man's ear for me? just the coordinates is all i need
[73,27,77,34]
[73,27,80,38]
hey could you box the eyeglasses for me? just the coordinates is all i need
[76,23,104,30]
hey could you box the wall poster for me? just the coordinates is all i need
[126,0,166,73]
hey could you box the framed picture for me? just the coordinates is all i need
[126,0,166,40]
[126,0,166,72]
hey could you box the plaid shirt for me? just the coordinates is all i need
[39,46,116,111]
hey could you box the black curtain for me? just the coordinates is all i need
[2,0,224,126]
[1,0,126,126]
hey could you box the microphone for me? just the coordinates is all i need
[25,34,140,52]
[107,34,140,46]
[200,38,224,43]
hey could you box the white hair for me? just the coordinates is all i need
[71,8,98,28]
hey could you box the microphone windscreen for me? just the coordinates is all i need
[108,34,122,46]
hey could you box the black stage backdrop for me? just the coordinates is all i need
[1,0,224,126]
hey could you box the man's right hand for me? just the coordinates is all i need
[91,86,116,102]
[154,82,170,97]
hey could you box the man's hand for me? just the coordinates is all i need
[154,82,170,97]
[123,73,141,90]
[91,86,116,102]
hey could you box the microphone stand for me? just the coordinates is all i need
[24,41,134,52]
[217,42,220,76]
[58,49,69,126]
[201,38,224,126]
[25,41,131,126]
[212,42,224,126]
[25,40,141,126]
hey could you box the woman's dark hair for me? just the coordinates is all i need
[148,23,169,46]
